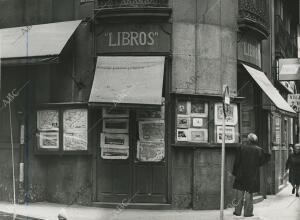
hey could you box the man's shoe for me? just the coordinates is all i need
[296,193,299,197]
[292,187,295,194]
[244,214,254,217]
[233,212,241,216]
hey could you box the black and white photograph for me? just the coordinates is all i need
[0,0,299,220]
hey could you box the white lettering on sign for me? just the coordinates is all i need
[105,31,158,47]
[243,40,261,60]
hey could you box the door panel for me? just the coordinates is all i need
[96,109,168,203]
[133,164,167,203]
[96,160,131,202]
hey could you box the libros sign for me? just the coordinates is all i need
[96,24,171,53]
[106,31,159,47]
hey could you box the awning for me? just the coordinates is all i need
[0,20,81,65]
[242,64,296,114]
[89,56,165,106]
[278,58,300,81]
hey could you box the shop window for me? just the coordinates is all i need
[100,105,165,162]
[36,106,89,154]
[100,108,130,160]
[214,103,239,144]
[175,98,240,145]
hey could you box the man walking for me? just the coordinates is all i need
[232,133,270,217]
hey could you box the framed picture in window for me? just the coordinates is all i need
[102,108,129,118]
[191,117,208,128]
[191,101,208,117]
[176,129,188,142]
[38,132,59,149]
[100,133,129,148]
[176,101,189,115]
[101,146,129,159]
[188,128,208,143]
[139,120,165,142]
[103,119,129,133]
[216,126,236,143]
[63,109,87,130]
[63,132,87,151]
[177,116,190,129]
[214,103,238,126]
[37,110,59,131]
[137,141,165,162]
[137,108,164,120]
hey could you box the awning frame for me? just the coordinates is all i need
[242,63,296,115]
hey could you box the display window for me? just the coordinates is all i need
[36,106,89,154]
[175,98,240,145]
[100,105,165,162]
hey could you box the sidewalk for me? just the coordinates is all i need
[0,185,298,220]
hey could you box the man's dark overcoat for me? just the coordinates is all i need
[232,144,270,193]
[286,153,300,185]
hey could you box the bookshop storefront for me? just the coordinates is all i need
[90,22,171,204]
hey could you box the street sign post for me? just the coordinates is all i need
[220,85,230,220]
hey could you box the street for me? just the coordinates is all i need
[0,185,298,220]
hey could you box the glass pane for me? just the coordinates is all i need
[176,100,209,143]
[63,109,88,151]
[36,110,59,150]
[136,106,165,162]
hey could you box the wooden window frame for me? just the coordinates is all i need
[172,94,242,148]
[34,103,91,155]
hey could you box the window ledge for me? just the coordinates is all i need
[171,143,242,149]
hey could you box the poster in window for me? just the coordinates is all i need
[137,108,164,120]
[191,117,208,128]
[102,108,129,118]
[137,141,165,162]
[38,132,59,149]
[103,119,129,133]
[37,110,59,131]
[176,129,188,142]
[139,120,164,141]
[63,132,87,151]
[63,109,88,130]
[100,133,129,148]
[177,116,190,129]
[191,101,208,117]
[216,126,236,143]
[214,103,238,125]
[188,128,208,143]
[101,146,129,159]
[177,101,188,115]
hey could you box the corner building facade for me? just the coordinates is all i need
[0,0,298,210]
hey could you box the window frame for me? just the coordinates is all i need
[172,95,242,148]
[34,103,91,155]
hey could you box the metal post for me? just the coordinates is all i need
[220,112,226,220]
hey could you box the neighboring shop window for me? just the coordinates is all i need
[176,100,209,143]
[36,108,88,153]
[100,108,130,160]
[136,106,165,162]
[175,98,240,144]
